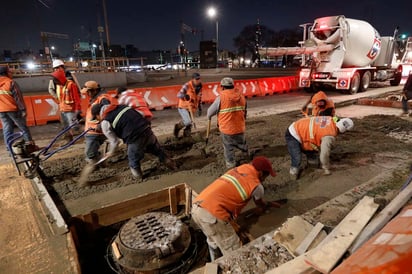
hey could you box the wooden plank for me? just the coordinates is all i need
[304,196,379,274]
[185,186,193,216]
[266,196,377,274]
[169,186,178,215]
[203,262,218,274]
[349,179,412,254]
[294,222,324,256]
[111,241,122,260]
[77,183,188,227]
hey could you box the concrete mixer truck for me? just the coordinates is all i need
[259,15,412,94]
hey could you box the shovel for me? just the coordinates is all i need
[189,108,197,129]
[205,119,211,145]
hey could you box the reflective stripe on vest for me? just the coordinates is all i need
[0,90,12,95]
[221,174,248,201]
[219,105,245,114]
[112,106,131,128]
[309,117,320,151]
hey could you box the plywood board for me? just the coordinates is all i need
[304,196,379,273]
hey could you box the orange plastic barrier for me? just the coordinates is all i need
[332,204,412,274]
[201,82,221,104]
[16,76,301,127]
[30,95,60,125]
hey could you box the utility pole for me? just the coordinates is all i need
[102,0,110,54]
[255,18,262,67]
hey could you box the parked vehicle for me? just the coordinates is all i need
[259,15,412,94]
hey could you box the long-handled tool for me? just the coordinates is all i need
[244,198,288,219]
[205,119,211,145]
[189,108,197,129]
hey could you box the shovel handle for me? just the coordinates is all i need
[189,109,196,129]
[205,119,211,144]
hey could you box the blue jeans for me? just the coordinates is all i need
[221,133,248,166]
[0,111,33,145]
[178,108,193,127]
[285,128,301,169]
[128,129,166,169]
[84,134,106,161]
[61,111,80,132]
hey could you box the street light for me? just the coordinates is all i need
[207,6,219,68]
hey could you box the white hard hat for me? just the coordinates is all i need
[52,59,64,68]
[336,118,354,133]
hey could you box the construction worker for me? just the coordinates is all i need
[301,91,336,117]
[0,66,38,152]
[50,66,82,140]
[191,156,280,260]
[401,72,412,116]
[285,116,354,180]
[174,72,202,138]
[115,87,153,121]
[78,80,117,187]
[207,77,248,169]
[90,103,176,181]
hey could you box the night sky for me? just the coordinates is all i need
[1,0,410,57]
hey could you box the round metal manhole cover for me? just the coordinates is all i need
[114,211,191,271]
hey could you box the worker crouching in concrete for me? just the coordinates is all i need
[191,156,281,261]
[285,116,354,180]
[301,90,336,117]
[91,103,176,182]
[207,77,249,169]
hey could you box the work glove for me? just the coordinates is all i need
[184,94,191,101]
[76,111,83,121]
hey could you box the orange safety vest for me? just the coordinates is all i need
[56,80,81,112]
[0,76,18,112]
[85,93,117,134]
[217,88,246,135]
[293,116,338,151]
[194,164,261,221]
[177,81,201,111]
[118,90,153,120]
[311,91,335,116]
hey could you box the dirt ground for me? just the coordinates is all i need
[2,85,412,273]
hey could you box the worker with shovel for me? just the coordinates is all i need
[207,77,249,169]
[191,156,284,261]
[91,103,176,182]
[78,80,118,187]
[174,72,202,138]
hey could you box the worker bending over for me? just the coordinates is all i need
[285,116,354,180]
[91,103,176,181]
[301,91,336,117]
[191,156,281,261]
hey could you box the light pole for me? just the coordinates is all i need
[207,7,219,68]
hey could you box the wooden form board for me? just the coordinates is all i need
[294,222,325,256]
[304,196,379,273]
[76,183,190,229]
[266,196,378,274]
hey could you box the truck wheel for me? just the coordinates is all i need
[390,73,402,86]
[349,72,360,94]
[359,71,371,92]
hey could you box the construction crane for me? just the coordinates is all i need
[40,31,69,61]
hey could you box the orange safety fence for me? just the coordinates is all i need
[331,204,412,274]
[0,76,301,128]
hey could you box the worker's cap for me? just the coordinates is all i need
[336,118,354,133]
[81,80,100,94]
[52,59,64,68]
[252,156,276,177]
[0,66,9,75]
[220,77,234,87]
[192,72,201,80]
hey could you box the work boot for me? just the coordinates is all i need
[173,122,184,138]
[289,167,299,181]
[183,125,192,137]
[130,167,143,182]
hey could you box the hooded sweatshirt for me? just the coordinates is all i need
[310,91,335,116]
[51,69,81,112]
